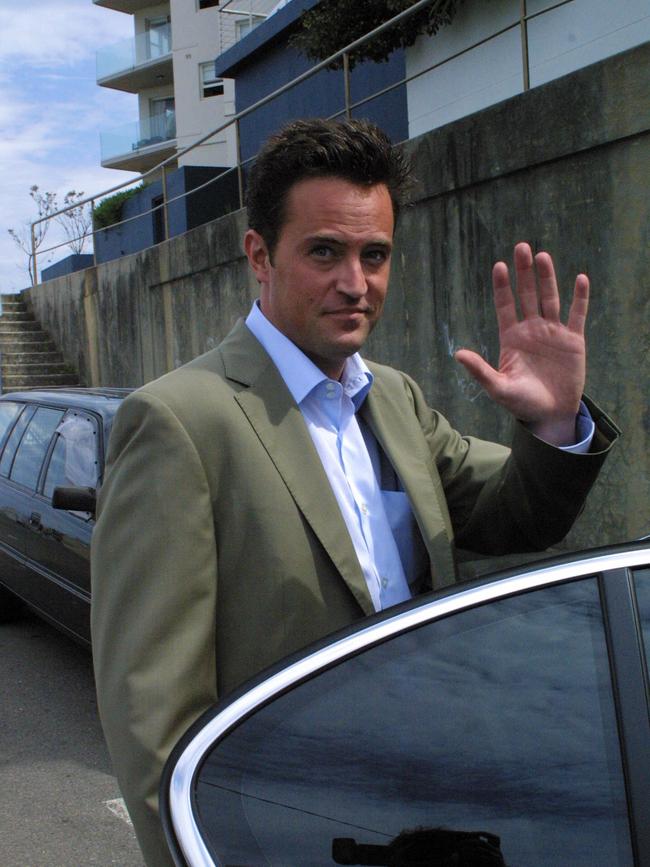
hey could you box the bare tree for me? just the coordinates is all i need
[56,190,93,255]
[7,186,58,286]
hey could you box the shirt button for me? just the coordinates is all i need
[381,576,388,589]
[360,503,368,515]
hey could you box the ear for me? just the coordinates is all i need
[244,229,271,285]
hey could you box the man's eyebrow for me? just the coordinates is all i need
[305,234,345,246]
[305,234,392,248]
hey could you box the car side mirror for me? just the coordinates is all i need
[51,486,97,517]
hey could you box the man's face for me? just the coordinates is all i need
[244,176,394,380]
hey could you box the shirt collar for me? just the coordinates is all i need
[245,301,373,409]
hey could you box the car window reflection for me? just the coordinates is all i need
[43,414,99,499]
[10,407,65,491]
[194,579,632,867]
[0,407,34,478]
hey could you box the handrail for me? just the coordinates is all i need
[30,0,576,285]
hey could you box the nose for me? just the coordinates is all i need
[335,255,368,299]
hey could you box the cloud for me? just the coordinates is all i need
[0,1,138,290]
[0,2,132,68]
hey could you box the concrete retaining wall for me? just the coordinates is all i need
[27,42,650,549]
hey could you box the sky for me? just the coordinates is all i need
[0,0,139,291]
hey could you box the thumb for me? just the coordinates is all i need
[454,349,499,394]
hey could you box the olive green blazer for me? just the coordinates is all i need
[91,320,617,867]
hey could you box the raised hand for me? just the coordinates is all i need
[454,242,588,446]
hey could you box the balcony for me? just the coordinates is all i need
[96,25,173,92]
[100,111,177,173]
[93,0,160,12]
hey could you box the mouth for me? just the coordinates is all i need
[324,307,373,317]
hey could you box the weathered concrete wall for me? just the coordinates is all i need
[27,41,650,549]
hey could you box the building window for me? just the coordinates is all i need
[236,17,260,41]
[200,62,224,98]
[199,0,220,8]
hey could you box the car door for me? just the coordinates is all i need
[0,401,33,588]
[1,404,69,625]
[17,407,99,642]
[162,544,650,867]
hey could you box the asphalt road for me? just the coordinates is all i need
[1,610,145,867]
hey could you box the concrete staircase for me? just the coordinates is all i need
[0,294,80,393]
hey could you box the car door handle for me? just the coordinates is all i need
[29,512,42,530]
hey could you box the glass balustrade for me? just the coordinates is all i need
[96,25,172,80]
[100,110,176,162]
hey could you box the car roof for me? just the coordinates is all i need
[0,387,132,419]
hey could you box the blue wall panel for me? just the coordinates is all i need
[234,45,408,163]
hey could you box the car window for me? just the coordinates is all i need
[0,406,34,477]
[633,568,650,676]
[192,579,632,867]
[0,401,23,449]
[10,407,65,491]
[43,413,99,500]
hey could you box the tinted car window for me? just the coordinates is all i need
[194,579,632,867]
[10,407,65,491]
[0,401,23,447]
[634,568,650,675]
[43,413,99,499]
[0,406,34,477]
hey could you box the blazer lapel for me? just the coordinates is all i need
[361,374,457,590]
[220,322,375,615]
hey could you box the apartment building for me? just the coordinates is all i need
[93,0,278,174]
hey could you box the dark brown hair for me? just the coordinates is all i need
[245,118,412,256]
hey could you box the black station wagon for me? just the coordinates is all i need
[0,388,129,642]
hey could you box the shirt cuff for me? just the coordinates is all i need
[558,400,595,454]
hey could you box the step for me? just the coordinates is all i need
[0,311,36,322]
[2,362,75,377]
[0,303,28,314]
[1,372,80,389]
[0,322,50,344]
[0,340,57,355]
[2,384,80,394]
[0,351,64,365]
[0,294,25,303]
[0,340,56,355]
[0,320,42,333]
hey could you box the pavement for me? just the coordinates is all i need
[1,610,145,866]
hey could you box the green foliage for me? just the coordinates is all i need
[290,0,464,69]
[92,185,144,230]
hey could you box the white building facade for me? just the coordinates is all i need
[94,0,277,173]
[406,0,650,139]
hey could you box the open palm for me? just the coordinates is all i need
[455,242,588,446]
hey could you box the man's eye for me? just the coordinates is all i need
[364,249,389,264]
[310,245,335,259]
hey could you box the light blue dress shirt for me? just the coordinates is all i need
[245,302,594,611]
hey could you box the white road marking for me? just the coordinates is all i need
[104,798,133,826]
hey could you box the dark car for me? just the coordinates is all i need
[0,387,129,644]
[162,542,650,867]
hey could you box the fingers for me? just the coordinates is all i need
[534,251,561,321]
[491,261,518,333]
[493,242,588,327]
[567,272,589,334]
[513,242,540,319]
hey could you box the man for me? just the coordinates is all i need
[91,119,617,866]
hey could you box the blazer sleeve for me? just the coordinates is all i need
[91,390,218,867]
[402,375,619,555]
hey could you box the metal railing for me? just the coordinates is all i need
[31,0,576,286]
